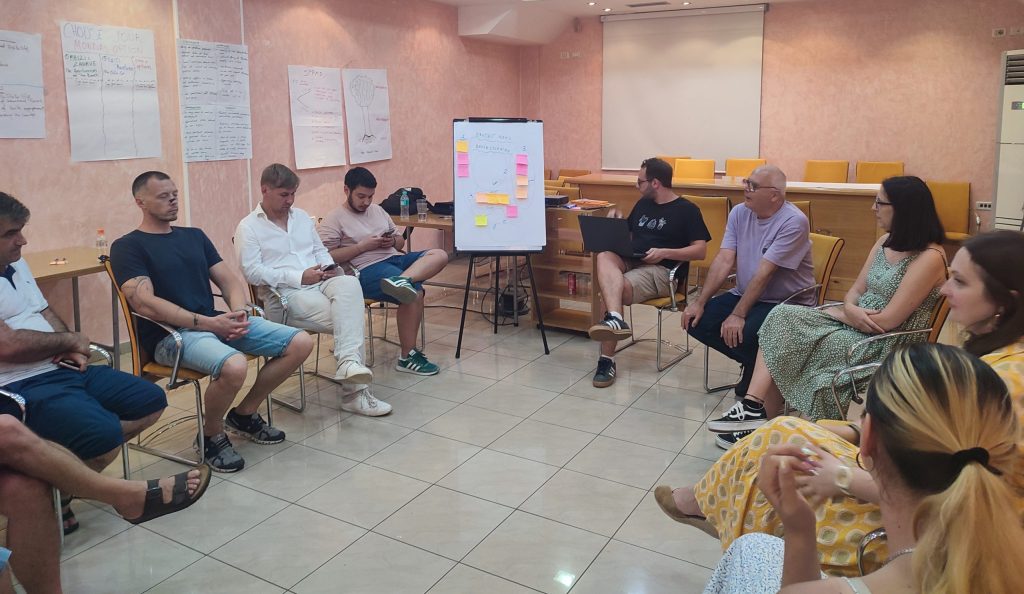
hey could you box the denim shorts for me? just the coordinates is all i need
[155,316,302,379]
[359,251,426,304]
[0,546,9,573]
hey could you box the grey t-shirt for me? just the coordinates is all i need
[722,201,814,304]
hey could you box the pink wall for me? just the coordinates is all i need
[0,0,521,344]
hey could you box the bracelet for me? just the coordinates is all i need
[847,423,862,444]
[192,313,199,327]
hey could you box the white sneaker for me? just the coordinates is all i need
[335,360,373,384]
[340,389,392,417]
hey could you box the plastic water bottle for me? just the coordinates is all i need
[400,189,410,220]
[95,228,108,257]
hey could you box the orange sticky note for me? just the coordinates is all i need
[495,193,510,205]
[516,175,528,186]
[475,215,487,226]
[506,205,518,218]
[516,186,528,199]
[475,192,489,204]
[456,140,469,153]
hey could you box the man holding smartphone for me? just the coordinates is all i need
[235,164,390,416]
[319,167,449,376]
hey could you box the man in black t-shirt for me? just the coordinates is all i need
[588,158,711,388]
[111,171,314,473]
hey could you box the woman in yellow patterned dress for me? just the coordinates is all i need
[655,230,1024,577]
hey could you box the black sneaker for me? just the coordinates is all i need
[715,429,753,450]
[197,432,245,473]
[588,313,631,342]
[592,357,617,388]
[225,408,286,444]
[707,400,768,433]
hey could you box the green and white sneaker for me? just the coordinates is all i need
[396,348,440,376]
[380,276,419,304]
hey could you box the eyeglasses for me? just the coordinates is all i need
[742,178,780,192]
[874,198,892,207]
[636,178,650,188]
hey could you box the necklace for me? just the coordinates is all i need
[886,547,915,564]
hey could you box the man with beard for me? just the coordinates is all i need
[587,157,710,388]
[111,171,313,473]
[319,167,448,376]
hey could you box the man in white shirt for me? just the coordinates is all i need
[319,167,448,376]
[235,164,391,416]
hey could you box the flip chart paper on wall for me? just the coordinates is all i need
[0,30,45,138]
[342,68,392,164]
[453,119,545,253]
[61,22,161,161]
[287,65,345,169]
[178,39,253,162]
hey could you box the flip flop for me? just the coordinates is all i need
[653,485,719,539]
[127,465,212,525]
[60,497,79,536]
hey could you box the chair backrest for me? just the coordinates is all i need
[804,160,849,183]
[557,168,591,179]
[855,161,904,183]
[102,258,149,375]
[544,179,566,189]
[674,158,716,180]
[546,186,581,201]
[791,200,813,230]
[926,297,950,344]
[724,158,766,179]
[544,168,553,180]
[684,195,730,269]
[926,180,971,236]
[809,232,844,305]
[657,155,689,169]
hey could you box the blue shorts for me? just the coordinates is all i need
[154,316,302,379]
[359,251,425,304]
[6,366,167,460]
[0,546,10,573]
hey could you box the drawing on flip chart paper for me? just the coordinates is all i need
[341,68,392,164]
[288,65,346,169]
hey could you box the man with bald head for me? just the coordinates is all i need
[681,165,813,448]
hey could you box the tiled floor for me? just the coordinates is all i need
[34,285,744,593]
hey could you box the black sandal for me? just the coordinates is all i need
[127,465,212,525]
[60,496,79,536]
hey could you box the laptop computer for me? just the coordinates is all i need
[578,216,647,259]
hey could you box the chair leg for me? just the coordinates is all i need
[272,335,309,413]
[653,307,691,372]
[54,487,64,551]
[366,305,375,367]
[704,347,738,393]
[127,379,204,466]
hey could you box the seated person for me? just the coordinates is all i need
[657,230,1024,578]
[586,157,710,387]
[236,163,390,416]
[681,165,815,448]
[0,191,167,533]
[0,406,210,594]
[319,167,448,376]
[706,176,946,445]
[110,171,314,473]
[702,344,1024,593]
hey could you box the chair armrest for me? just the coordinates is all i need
[129,312,190,389]
[815,302,843,311]
[831,362,882,415]
[88,344,113,367]
[846,327,933,365]
[780,283,821,306]
[667,262,684,311]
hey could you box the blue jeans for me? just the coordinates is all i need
[154,316,302,379]
[358,251,426,304]
[687,292,776,370]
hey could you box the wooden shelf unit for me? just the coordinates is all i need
[531,207,607,332]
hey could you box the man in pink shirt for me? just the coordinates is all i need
[319,167,448,376]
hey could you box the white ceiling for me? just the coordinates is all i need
[433,0,814,18]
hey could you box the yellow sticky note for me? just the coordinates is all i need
[516,175,528,186]
[516,186,528,199]
[475,215,487,227]
[497,193,511,205]
[456,140,469,153]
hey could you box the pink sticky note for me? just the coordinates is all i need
[515,154,528,165]
[456,152,469,165]
[516,163,528,176]
[506,205,518,218]
[457,163,470,178]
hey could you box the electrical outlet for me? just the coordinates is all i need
[977,201,993,210]
[994,28,1007,37]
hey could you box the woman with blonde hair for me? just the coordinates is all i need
[703,343,1024,593]
[655,230,1024,576]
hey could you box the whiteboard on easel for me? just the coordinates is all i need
[453,119,545,253]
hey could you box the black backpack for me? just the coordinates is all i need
[381,187,427,215]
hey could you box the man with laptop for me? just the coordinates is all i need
[583,157,710,387]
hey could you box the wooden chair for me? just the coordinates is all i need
[855,161,904,184]
[616,263,692,371]
[685,195,730,295]
[791,200,813,231]
[674,158,716,180]
[926,181,974,242]
[103,258,273,468]
[544,168,553,180]
[804,160,849,183]
[656,155,689,168]
[725,158,766,179]
[557,168,591,179]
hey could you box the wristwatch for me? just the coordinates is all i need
[0,388,27,423]
[835,465,854,497]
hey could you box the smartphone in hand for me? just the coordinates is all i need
[322,263,338,272]
[381,229,395,238]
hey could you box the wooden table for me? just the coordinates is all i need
[24,246,120,369]
[568,174,882,301]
